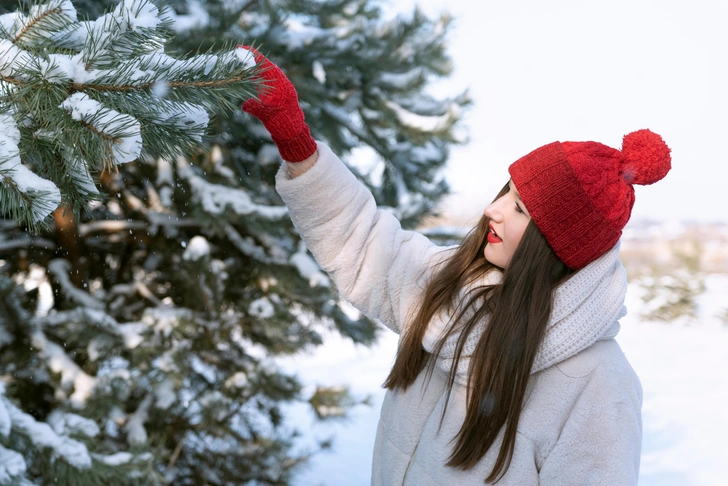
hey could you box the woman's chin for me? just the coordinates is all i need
[483,247,504,269]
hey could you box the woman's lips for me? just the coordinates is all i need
[487,224,502,243]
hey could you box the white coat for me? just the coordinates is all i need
[276,142,643,485]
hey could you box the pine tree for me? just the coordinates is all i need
[0,0,468,484]
[0,0,259,231]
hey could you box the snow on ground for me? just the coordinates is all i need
[278,328,398,486]
[278,274,728,486]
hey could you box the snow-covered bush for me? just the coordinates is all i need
[638,245,706,323]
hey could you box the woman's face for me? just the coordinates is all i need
[483,180,531,268]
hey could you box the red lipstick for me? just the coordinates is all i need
[487,223,502,244]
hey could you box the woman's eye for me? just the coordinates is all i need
[515,204,524,214]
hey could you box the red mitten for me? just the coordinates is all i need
[238,45,317,162]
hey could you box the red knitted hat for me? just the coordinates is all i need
[508,129,671,269]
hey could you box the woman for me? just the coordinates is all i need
[239,46,671,485]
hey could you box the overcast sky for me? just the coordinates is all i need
[387,0,728,224]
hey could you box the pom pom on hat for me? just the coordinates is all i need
[620,129,671,185]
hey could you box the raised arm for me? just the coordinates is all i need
[239,46,448,333]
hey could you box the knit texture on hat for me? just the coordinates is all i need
[422,242,627,387]
[508,129,671,269]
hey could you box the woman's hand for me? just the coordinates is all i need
[238,46,318,166]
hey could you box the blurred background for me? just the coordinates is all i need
[395,0,728,224]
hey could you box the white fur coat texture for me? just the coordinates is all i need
[276,142,643,485]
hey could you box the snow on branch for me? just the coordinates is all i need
[0,114,61,223]
[59,93,142,165]
[0,0,262,230]
[32,307,147,350]
[0,0,77,46]
[31,330,97,407]
[76,0,169,65]
[124,393,152,447]
[291,241,330,288]
[46,410,100,438]
[1,383,93,470]
[384,99,460,133]
[67,155,99,197]
[47,259,104,310]
[223,223,288,265]
[0,443,26,484]
[177,158,288,220]
[377,67,425,90]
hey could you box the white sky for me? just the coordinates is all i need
[387,0,728,223]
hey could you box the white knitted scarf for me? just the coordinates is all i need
[422,242,628,387]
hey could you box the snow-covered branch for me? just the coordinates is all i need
[47,259,104,309]
[3,398,92,468]
[0,0,261,230]
[31,330,97,407]
[59,93,143,166]
[177,158,288,220]
[124,393,152,447]
[0,114,62,223]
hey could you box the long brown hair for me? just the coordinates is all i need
[383,182,575,483]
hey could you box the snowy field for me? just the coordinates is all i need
[277,274,728,486]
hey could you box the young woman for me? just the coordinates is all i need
[239,46,671,485]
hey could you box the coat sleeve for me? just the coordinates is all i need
[538,363,643,486]
[275,142,451,334]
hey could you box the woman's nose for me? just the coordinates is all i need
[483,201,500,221]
